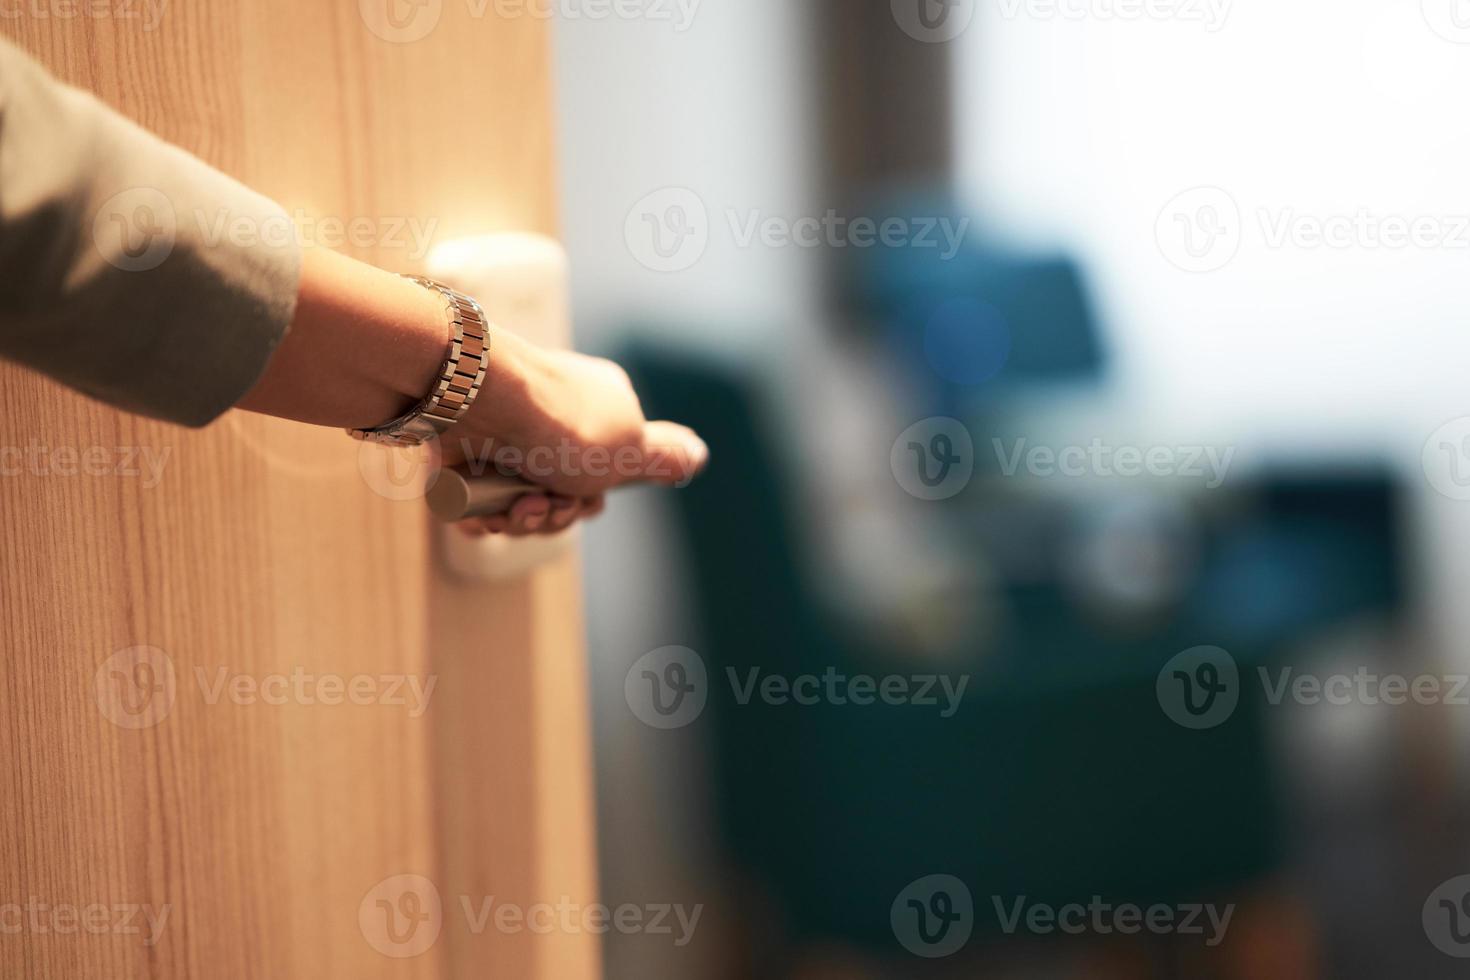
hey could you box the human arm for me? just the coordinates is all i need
[0,37,705,536]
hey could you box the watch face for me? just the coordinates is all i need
[346,398,443,448]
[400,416,443,447]
[348,428,423,449]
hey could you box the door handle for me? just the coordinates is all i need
[422,233,579,580]
[426,466,539,522]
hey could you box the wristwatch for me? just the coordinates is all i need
[348,275,490,448]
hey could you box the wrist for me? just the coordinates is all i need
[382,273,464,405]
[449,327,548,456]
[238,248,448,429]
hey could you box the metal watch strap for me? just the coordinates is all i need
[348,276,491,448]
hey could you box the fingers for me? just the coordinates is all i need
[639,421,710,487]
[530,494,607,535]
[545,494,581,532]
[453,493,607,537]
[505,494,551,535]
[453,493,548,538]
[445,416,696,535]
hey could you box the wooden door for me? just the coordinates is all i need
[0,6,599,978]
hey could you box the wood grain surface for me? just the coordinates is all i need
[0,5,599,978]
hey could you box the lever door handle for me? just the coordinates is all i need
[422,233,578,580]
[425,466,540,522]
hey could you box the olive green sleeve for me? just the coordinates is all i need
[0,37,301,427]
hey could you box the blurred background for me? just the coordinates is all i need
[553,1,1470,976]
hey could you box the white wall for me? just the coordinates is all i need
[555,1,821,348]
[553,4,820,975]
[954,0,1470,676]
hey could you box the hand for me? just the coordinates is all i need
[440,330,708,537]
[239,248,708,537]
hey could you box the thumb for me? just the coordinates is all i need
[639,420,709,487]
